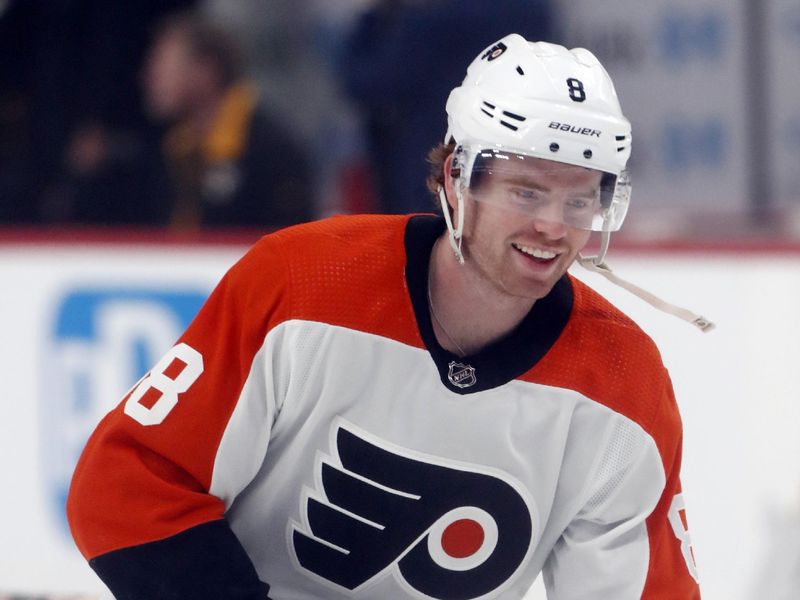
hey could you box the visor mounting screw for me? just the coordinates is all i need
[583,149,593,159]
[549,143,560,152]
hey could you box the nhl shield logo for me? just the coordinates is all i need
[448,361,476,388]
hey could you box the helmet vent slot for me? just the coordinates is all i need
[500,120,519,131]
[502,110,526,122]
[482,101,496,109]
[615,135,627,141]
[617,146,627,152]
[516,65,525,75]
[480,108,493,118]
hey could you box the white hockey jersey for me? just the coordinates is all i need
[68,214,700,599]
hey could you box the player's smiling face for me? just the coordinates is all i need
[449,154,599,301]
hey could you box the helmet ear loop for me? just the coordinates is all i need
[578,178,619,268]
[439,162,466,264]
[578,227,611,268]
[438,185,465,264]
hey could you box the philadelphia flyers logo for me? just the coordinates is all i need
[481,42,508,62]
[290,420,534,599]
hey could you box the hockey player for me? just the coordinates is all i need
[67,34,701,599]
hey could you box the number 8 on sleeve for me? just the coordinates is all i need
[124,343,204,426]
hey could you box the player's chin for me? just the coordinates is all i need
[521,266,572,299]
[505,274,559,301]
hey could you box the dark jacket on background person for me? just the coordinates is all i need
[164,83,312,229]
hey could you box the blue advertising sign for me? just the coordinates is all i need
[662,116,727,172]
[42,288,208,537]
[657,9,726,65]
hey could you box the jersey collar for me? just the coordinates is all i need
[404,215,573,394]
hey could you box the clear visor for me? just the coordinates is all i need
[458,146,631,232]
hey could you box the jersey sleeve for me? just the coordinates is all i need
[66,235,290,599]
[640,377,701,599]
[542,375,701,599]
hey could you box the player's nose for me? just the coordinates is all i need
[530,215,568,240]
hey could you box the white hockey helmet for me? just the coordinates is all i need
[437,36,714,333]
[439,34,632,260]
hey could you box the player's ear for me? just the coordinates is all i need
[442,152,459,213]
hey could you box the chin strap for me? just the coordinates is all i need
[577,231,715,333]
[439,185,464,264]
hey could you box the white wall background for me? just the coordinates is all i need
[0,241,798,599]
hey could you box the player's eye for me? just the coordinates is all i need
[510,188,543,204]
[566,198,593,211]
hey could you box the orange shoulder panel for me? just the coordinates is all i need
[266,214,424,348]
[529,277,697,596]
[527,275,677,446]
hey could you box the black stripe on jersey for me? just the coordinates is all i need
[404,215,573,394]
[88,520,272,600]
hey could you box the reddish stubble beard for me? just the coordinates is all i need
[458,198,591,305]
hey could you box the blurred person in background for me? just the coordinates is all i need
[341,0,553,214]
[200,0,365,217]
[142,11,313,229]
[0,0,195,225]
